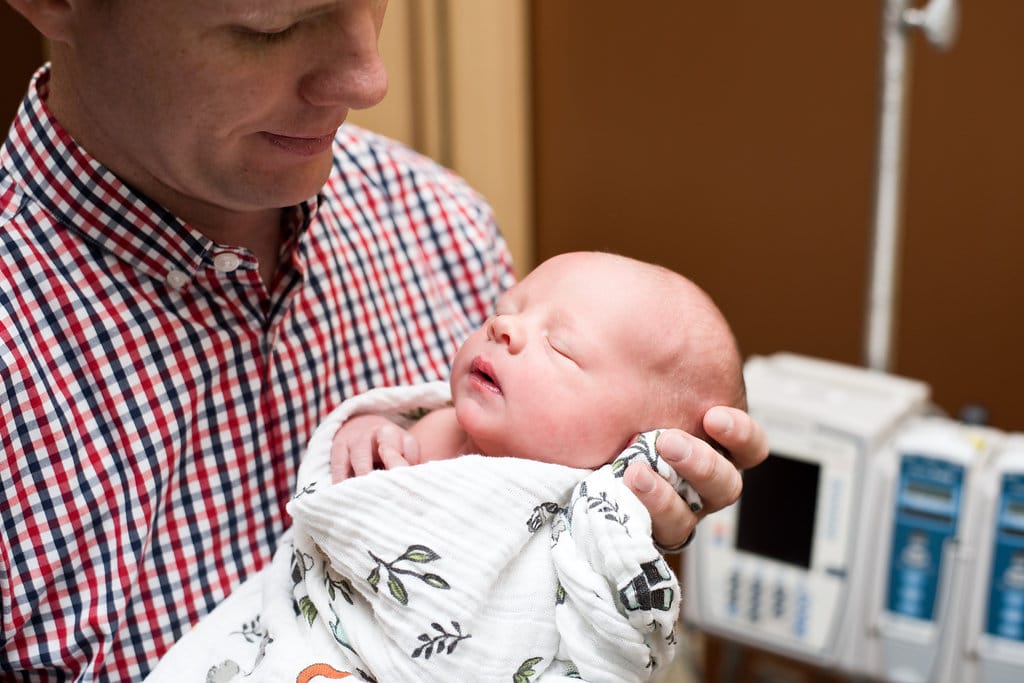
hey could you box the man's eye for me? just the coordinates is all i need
[235,23,300,44]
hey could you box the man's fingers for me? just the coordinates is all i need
[624,461,696,550]
[703,406,769,470]
[630,410,769,550]
[657,429,743,515]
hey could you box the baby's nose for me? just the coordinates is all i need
[488,315,523,353]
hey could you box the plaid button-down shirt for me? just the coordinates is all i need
[1,66,514,682]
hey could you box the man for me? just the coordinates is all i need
[1,1,768,680]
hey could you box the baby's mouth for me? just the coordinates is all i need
[470,357,502,393]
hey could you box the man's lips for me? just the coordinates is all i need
[469,357,501,394]
[261,131,335,157]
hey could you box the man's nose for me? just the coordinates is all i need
[299,3,389,109]
[488,315,524,354]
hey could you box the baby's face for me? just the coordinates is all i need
[449,252,670,466]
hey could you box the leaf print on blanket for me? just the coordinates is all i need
[204,618,273,682]
[291,548,319,625]
[611,430,660,479]
[366,544,450,605]
[578,481,630,533]
[293,482,317,499]
[610,429,704,513]
[513,656,544,683]
[526,501,564,532]
[399,405,436,422]
[323,560,354,605]
[411,620,472,659]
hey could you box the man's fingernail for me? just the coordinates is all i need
[632,465,656,493]
[706,408,734,434]
[661,432,691,462]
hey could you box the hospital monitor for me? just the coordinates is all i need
[684,353,930,673]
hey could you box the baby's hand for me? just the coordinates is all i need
[330,414,421,482]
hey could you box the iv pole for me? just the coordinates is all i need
[712,5,962,680]
[864,0,959,372]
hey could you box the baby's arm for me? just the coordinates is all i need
[406,407,468,464]
[330,408,468,482]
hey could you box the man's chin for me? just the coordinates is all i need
[241,155,333,206]
[238,175,330,210]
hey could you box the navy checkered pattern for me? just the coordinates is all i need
[0,66,514,681]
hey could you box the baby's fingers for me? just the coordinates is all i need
[374,427,420,469]
[331,414,394,480]
[330,439,354,483]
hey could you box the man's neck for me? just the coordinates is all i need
[46,58,288,288]
[195,210,286,288]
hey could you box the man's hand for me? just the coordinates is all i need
[330,414,421,482]
[623,406,768,550]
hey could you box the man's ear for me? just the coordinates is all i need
[6,0,75,43]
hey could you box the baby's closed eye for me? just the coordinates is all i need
[546,336,577,364]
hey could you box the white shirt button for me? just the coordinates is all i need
[166,269,190,289]
[213,252,241,273]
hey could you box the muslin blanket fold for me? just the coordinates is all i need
[145,382,697,683]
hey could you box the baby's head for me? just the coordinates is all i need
[449,251,746,467]
[627,256,747,441]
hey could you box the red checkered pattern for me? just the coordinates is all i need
[0,66,514,682]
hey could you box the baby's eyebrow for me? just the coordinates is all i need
[548,309,579,335]
[495,288,527,313]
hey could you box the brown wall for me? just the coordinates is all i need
[532,1,1024,431]
[1,5,46,126]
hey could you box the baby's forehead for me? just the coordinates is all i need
[529,255,662,292]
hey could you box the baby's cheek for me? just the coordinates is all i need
[541,418,616,468]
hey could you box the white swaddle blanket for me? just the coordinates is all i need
[145,382,699,683]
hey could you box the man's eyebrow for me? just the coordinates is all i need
[233,2,338,24]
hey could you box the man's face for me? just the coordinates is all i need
[449,253,675,467]
[53,0,388,222]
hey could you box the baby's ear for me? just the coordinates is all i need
[7,0,76,43]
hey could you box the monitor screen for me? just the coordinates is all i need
[735,452,821,568]
[905,481,954,506]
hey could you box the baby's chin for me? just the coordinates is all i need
[457,428,530,461]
